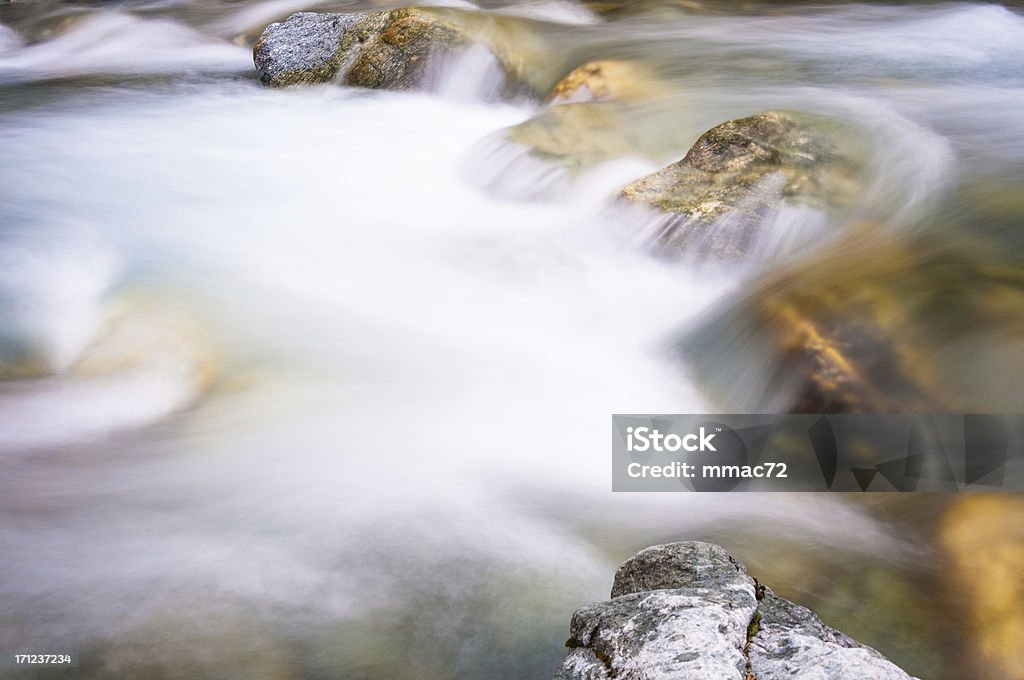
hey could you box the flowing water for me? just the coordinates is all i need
[1,1,1023,678]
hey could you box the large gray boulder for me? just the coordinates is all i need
[554,542,917,680]
[253,8,474,89]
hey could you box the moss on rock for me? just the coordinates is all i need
[619,110,865,260]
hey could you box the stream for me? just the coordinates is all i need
[2,1,1024,678]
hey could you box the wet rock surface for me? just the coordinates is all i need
[619,111,864,261]
[681,229,1024,414]
[253,8,473,89]
[498,60,676,174]
[546,60,659,104]
[505,103,649,173]
[554,542,917,680]
[750,589,916,680]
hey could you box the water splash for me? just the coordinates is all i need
[0,12,250,82]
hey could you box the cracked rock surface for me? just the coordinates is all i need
[553,542,917,680]
[253,8,472,89]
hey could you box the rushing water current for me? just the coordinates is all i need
[1,1,1023,679]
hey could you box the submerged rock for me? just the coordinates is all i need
[619,111,864,261]
[546,60,659,104]
[942,495,1024,680]
[253,9,474,89]
[485,93,698,196]
[84,600,297,680]
[680,229,1024,413]
[554,542,917,680]
[483,59,677,182]
[0,297,216,453]
[505,103,646,173]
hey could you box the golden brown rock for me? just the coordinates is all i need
[683,234,1024,413]
[941,495,1024,680]
[546,60,658,104]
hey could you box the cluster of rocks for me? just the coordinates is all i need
[250,6,1024,416]
[554,542,918,679]
[252,6,558,96]
[251,9,862,256]
[256,9,851,413]
[253,9,474,89]
[247,10,1001,676]
[251,6,1024,419]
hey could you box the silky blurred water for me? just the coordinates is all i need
[1,1,1023,678]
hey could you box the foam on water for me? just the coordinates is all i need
[484,0,600,24]
[0,80,916,665]
[0,12,251,82]
[654,4,1024,78]
[206,0,337,39]
[2,3,1015,676]
[0,228,119,372]
[0,23,23,54]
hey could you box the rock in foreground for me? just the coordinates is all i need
[253,8,473,89]
[619,111,863,261]
[554,542,917,680]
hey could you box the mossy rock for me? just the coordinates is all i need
[619,110,866,260]
[253,8,474,90]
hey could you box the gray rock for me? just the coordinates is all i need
[252,13,353,87]
[554,542,917,680]
[750,589,917,680]
[253,8,472,89]
[611,541,748,598]
[618,111,865,261]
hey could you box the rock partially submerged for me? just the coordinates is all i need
[555,542,917,680]
[505,103,647,173]
[619,111,864,261]
[679,227,1024,413]
[253,8,474,89]
[489,59,677,178]
[488,87,694,193]
[546,60,660,104]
